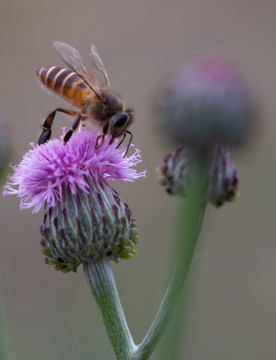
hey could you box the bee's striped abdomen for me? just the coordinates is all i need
[36,66,89,109]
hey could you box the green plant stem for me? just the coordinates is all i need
[160,161,207,360]
[134,162,207,360]
[83,259,137,360]
[84,160,207,360]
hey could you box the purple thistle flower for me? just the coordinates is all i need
[3,128,146,213]
[3,129,145,272]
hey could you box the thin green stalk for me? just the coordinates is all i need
[160,275,192,360]
[134,160,207,360]
[83,259,137,360]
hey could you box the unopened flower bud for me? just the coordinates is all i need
[156,143,239,207]
[157,57,254,148]
[156,144,190,196]
[207,144,239,207]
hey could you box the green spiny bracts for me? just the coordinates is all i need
[40,175,139,273]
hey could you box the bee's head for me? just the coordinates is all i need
[108,110,134,139]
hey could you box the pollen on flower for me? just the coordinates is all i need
[3,128,146,213]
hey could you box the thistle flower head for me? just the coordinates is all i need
[4,129,146,271]
[4,128,145,213]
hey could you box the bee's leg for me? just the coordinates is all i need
[95,122,109,149]
[63,114,82,143]
[115,132,127,148]
[95,134,105,148]
[38,108,80,145]
[124,130,133,158]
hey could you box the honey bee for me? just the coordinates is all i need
[36,41,134,153]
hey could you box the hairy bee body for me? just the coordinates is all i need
[37,42,134,154]
[37,66,91,109]
[37,66,127,124]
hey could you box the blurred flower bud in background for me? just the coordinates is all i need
[156,56,256,206]
[156,144,190,196]
[157,57,255,148]
[156,143,239,207]
[207,144,239,207]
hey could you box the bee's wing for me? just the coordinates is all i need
[53,41,103,100]
[89,45,110,88]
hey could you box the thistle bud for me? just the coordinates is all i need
[207,144,239,207]
[157,57,254,148]
[156,144,190,196]
[156,144,239,207]
[156,57,255,206]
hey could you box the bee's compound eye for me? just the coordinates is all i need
[114,113,128,129]
[103,122,109,135]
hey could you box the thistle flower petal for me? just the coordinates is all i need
[3,128,146,213]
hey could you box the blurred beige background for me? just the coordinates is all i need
[1,0,276,359]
